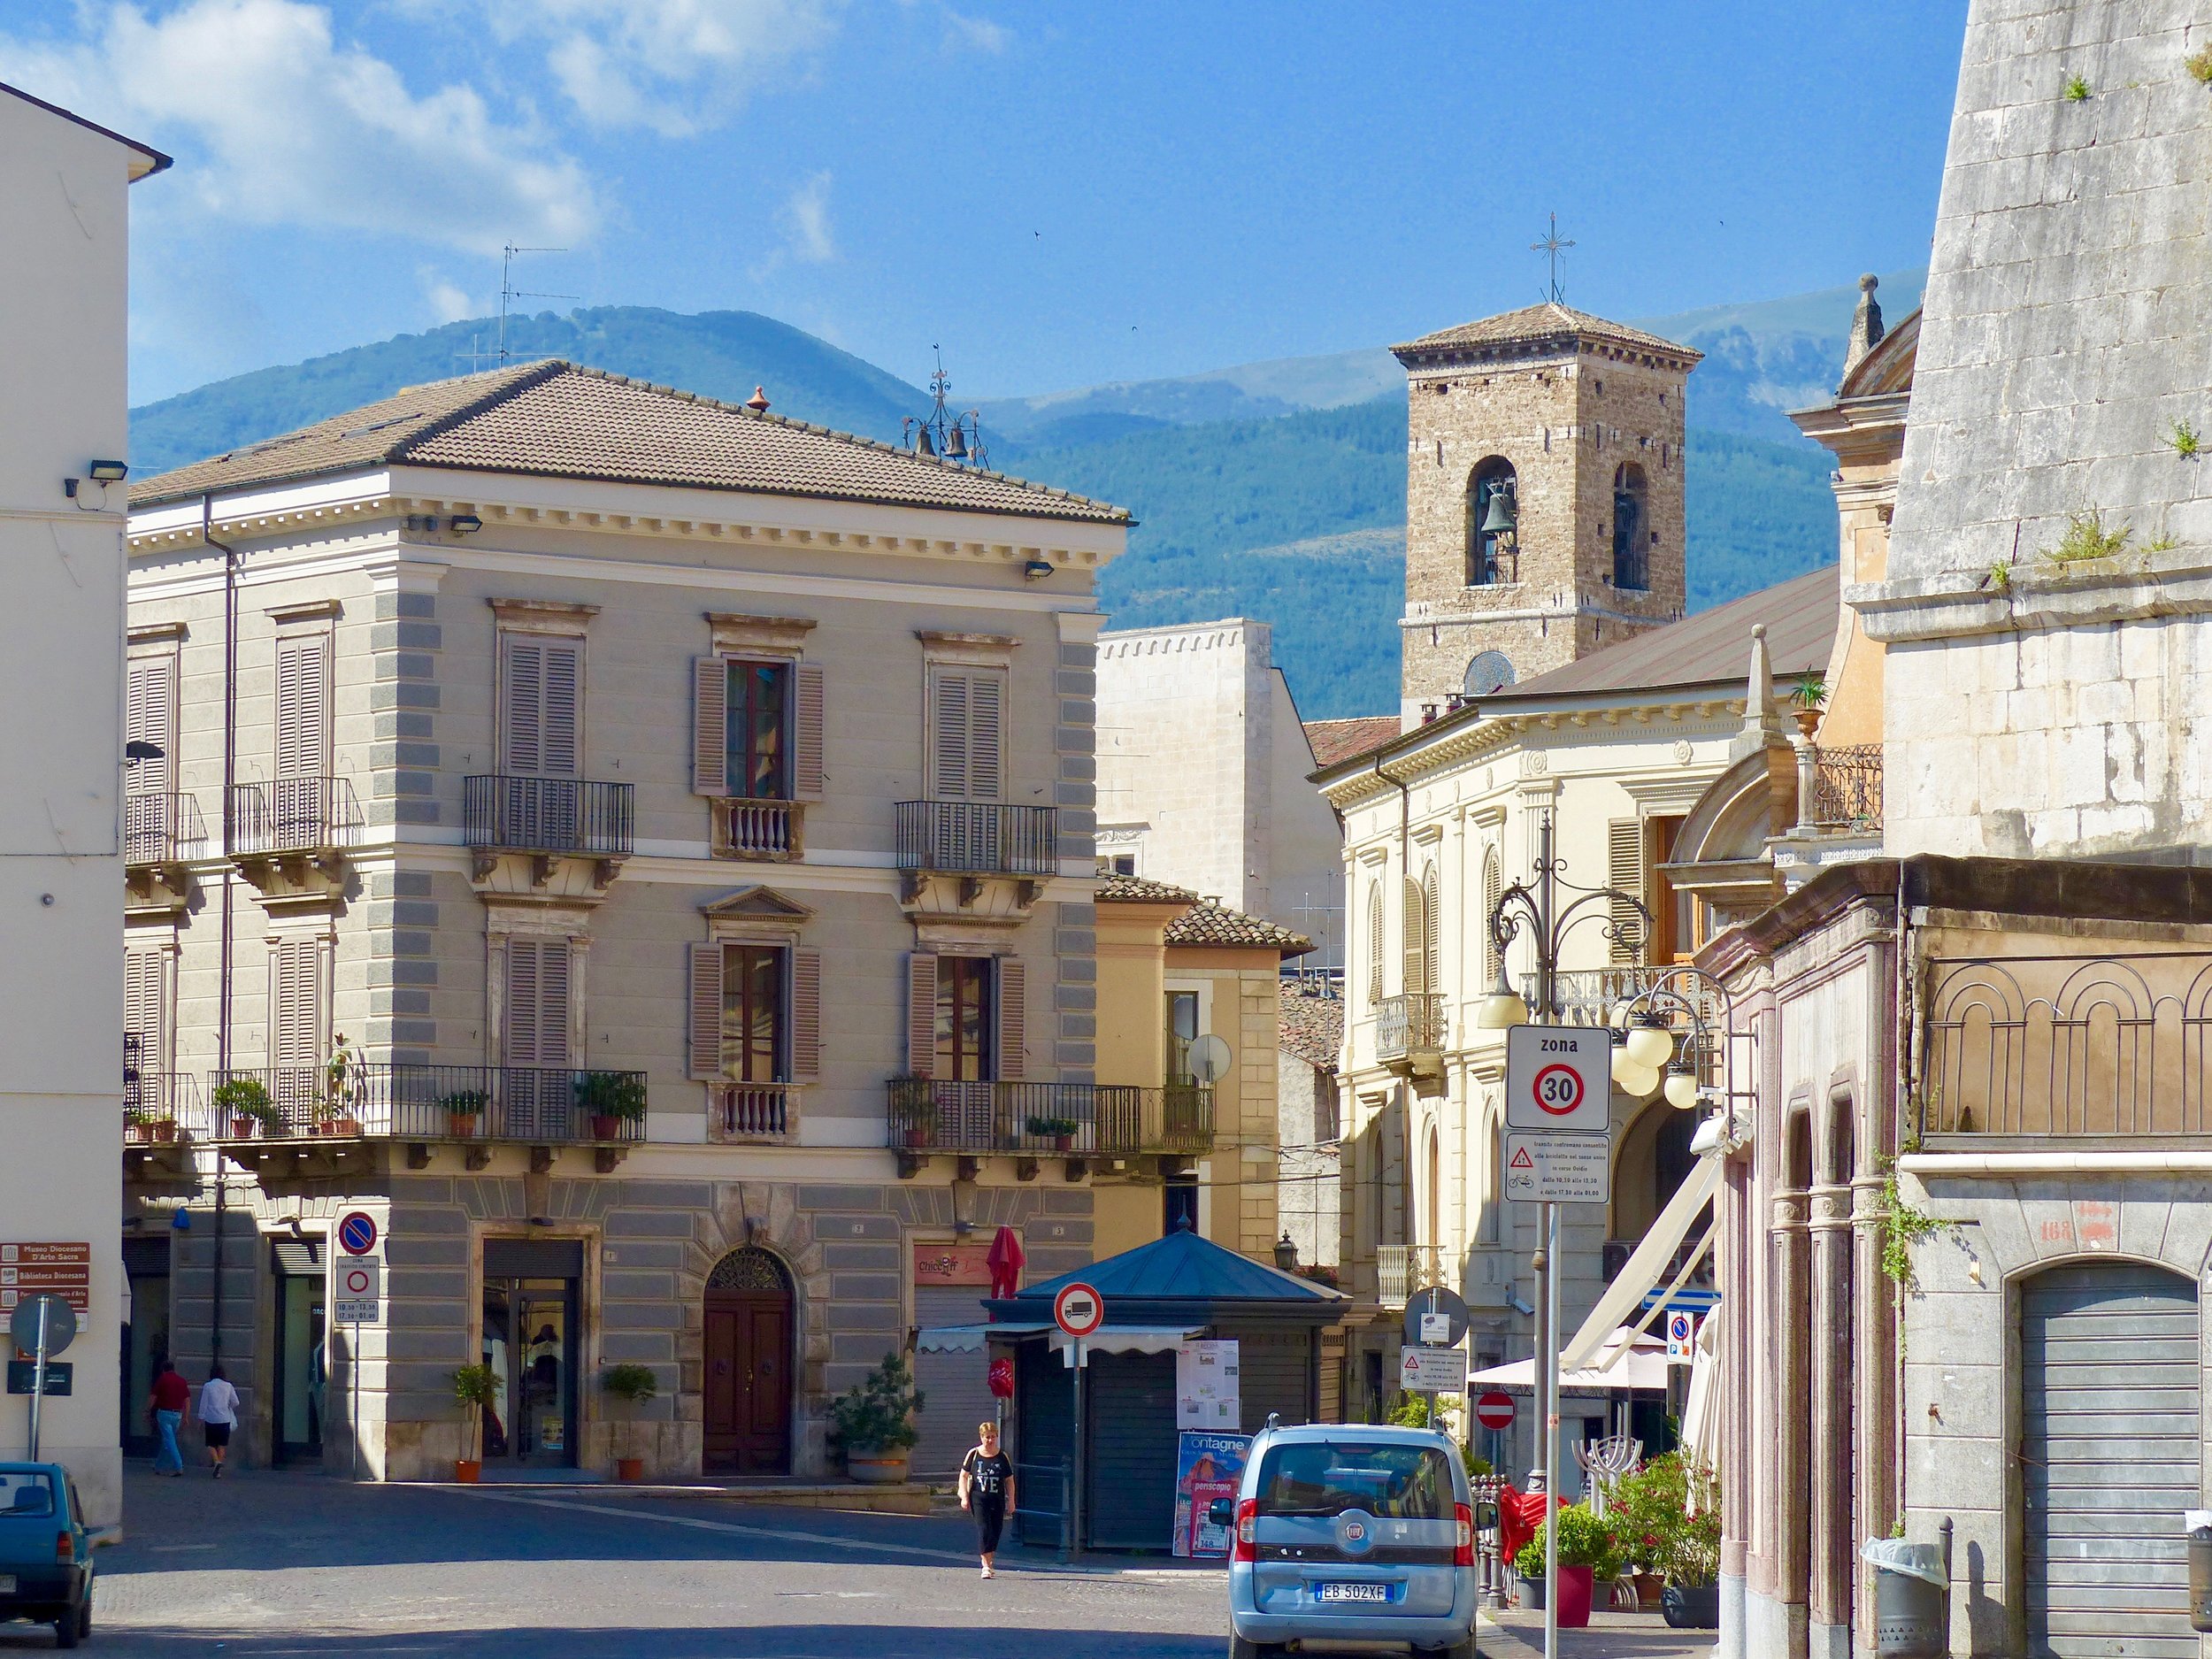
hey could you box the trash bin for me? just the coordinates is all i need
[1863,1538,1946,1658]
[2188,1509,2212,1632]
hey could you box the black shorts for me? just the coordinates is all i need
[204,1422,232,1448]
[972,1495,1006,1555]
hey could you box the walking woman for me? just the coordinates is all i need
[957,1420,1016,1578]
[198,1363,239,1478]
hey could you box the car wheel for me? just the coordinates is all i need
[53,1607,81,1649]
[79,1596,92,1639]
[1430,1639,1477,1659]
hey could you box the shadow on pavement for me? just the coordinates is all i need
[0,1624,1222,1658]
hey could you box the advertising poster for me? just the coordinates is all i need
[1175,1338,1240,1430]
[1171,1431,1252,1559]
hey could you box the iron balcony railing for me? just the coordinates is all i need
[887,1079,1214,1156]
[894,801,1058,876]
[1809,744,1884,830]
[205,1064,648,1142]
[464,775,634,857]
[124,791,208,866]
[708,1080,797,1143]
[1377,993,1447,1058]
[1377,1244,1446,1310]
[124,1074,207,1141]
[227,776,363,857]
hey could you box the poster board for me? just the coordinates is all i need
[1171,1431,1252,1558]
[1175,1338,1240,1430]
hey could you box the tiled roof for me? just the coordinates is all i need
[1304,715,1401,768]
[1096,874,1201,904]
[1279,982,1344,1070]
[132,360,1130,525]
[1394,302,1698,363]
[1166,899,1314,957]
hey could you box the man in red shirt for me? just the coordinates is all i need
[147,1361,190,1476]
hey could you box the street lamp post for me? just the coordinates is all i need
[1473,816,1662,1659]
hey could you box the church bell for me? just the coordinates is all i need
[946,421,968,458]
[1479,486,1517,536]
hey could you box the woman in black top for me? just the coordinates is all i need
[958,1420,1016,1578]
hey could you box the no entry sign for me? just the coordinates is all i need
[338,1212,379,1256]
[1503,1025,1610,1133]
[1054,1280,1104,1339]
[1475,1391,1516,1431]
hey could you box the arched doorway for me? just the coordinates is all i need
[2023,1260,2198,1653]
[704,1246,794,1475]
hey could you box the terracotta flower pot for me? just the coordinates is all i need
[324,1116,360,1137]
[127,1122,152,1144]
[448,1113,480,1139]
[903,1128,931,1148]
[1051,1135,1072,1153]
[615,1457,645,1483]
[1555,1564,1595,1628]
[231,1116,257,1139]
[1633,1570,1665,1608]
[589,1114,620,1140]
[453,1459,481,1484]
[153,1120,178,1144]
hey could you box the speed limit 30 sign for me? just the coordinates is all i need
[1503,1025,1610,1133]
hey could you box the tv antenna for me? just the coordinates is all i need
[1532,212,1574,304]
[497,244,577,364]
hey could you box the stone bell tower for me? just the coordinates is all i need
[1391,302,1701,725]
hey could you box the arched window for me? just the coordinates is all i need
[1365,883,1384,1006]
[1478,1104,1503,1245]
[1612,463,1649,590]
[1467,457,1518,587]
[1427,1124,1443,1248]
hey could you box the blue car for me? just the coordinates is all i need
[0,1464,95,1647]
[1214,1423,1479,1659]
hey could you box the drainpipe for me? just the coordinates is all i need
[204,492,241,1364]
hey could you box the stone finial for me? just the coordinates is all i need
[1730,622,1785,760]
[1841,273,1886,382]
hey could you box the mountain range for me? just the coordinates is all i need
[127,267,1924,718]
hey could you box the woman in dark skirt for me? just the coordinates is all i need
[958,1420,1016,1578]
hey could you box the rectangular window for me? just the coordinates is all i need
[933,956,995,1082]
[503,938,573,1070]
[720,943,787,1083]
[126,654,178,797]
[726,661,790,799]
[501,634,581,779]
[271,936,326,1068]
[928,665,1005,802]
[274,635,331,780]
[125,950,168,1078]
[1166,990,1200,1085]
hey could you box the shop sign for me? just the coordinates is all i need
[912,1241,995,1286]
[0,1243,89,1315]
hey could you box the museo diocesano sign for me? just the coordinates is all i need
[912,1242,995,1287]
[0,1243,91,1316]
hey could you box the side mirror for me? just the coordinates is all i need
[1208,1499,1236,1530]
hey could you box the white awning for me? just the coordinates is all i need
[1679,1306,1723,1483]
[915,1323,1049,1353]
[1469,1329,1671,1393]
[1558,1152,1724,1372]
[1050,1325,1202,1363]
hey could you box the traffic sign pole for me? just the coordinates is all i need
[27,1295,48,1463]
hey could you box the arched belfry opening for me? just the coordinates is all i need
[1468,457,1517,587]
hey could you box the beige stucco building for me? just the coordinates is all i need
[110,360,1253,1484]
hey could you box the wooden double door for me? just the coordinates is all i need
[704,1289,792,1474]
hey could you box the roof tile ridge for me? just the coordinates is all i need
[391,358,574,459]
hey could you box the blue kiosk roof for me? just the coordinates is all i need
[986,1225,1348,1330]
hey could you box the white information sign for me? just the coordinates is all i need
[1502,1131,1610,1204]
[334,1258,381,1325]
[1176,1339,1241,1430]
[1503,1025,1612,1133]
[1419,1311,1454,1346]
[1400,1344,1469,1394]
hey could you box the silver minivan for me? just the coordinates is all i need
[1215,1422,1479,1658]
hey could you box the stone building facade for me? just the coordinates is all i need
[114,361,1177,1482]
[1393,303,1701,722]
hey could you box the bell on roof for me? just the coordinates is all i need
[945,420,968,459]
[745,386,770,412]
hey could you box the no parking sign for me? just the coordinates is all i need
[1666,1309,1696,1365]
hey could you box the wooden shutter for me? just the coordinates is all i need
[1365,884,1384,1006]
[969,672,1003,801]
[1424,866,1441,995]
[503,638,543,775]
[275,637,330,780]
[1608,818,1646,964]
[538,941,572,1068]
[790,948,822,1080]
[995,957,1026,1081]
[931,671,971,800]
[124,951,166,1066]
[273,937,323,1067]
[126,657,174,795]
[906,953,938,1079]
[687,942,725,1079]
[1402,878,1425,996]
[1481,851,1502,982]
[692,657,727,796]
[929,666,1007,802]
[541,641,580,778]
[505,938,572,1067]
[793,664,826,802]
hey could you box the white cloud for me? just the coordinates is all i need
[781,171,836,264]
[488,0,841,136]
[419,269,478,325]
[0,0,597,254]
[939,6,1009,53]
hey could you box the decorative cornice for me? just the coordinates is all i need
[707,611,817,654]
[266,597,342,624]
[490,596,600,631]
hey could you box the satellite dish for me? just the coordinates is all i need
[1187,1033,1233,1085]
[1464,650,1516,698]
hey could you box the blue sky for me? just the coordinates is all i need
[3,1,1970,406]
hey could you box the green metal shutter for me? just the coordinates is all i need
[1225,1326,1314,1431]
[911,1286,997,1478]
[1015,1346,1073,1548]
[2024,1262,2199,1658]
[1085,1349,1179,1549]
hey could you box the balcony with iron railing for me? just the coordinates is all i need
[465,775,634,857]
[226,775,363,858]
[894,801,1058,876]
[204,1064,647,1144]
[1377,993,1447,1061]
[886,1079,1213,1159]
[124,791,208,867]
[1809,744,1883,832]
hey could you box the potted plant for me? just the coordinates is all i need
[573,1071,647,1140]
[212,1075,279,1140]
[441,1087,488,1139]
[1025,1114,1079,1152]
[1791,672,1827,740]
[1611,1454,1723,1628]
[601,1363,658,1482]
[451,1363,497,1483]
[1521,1505,1624,1629]
[318,1033,362,1135]
[892,1082,936,1148]
[827,1352,925,1485]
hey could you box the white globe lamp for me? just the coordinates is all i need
[1624,1020,1675,1071]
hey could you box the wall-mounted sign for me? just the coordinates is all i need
[912,1241,995,1286]
[0,1243,90,1315]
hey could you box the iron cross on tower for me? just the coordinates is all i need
[1532,213,1574,303]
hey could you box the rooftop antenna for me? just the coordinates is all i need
[498,243,578,364]
[1531,212,1575,304]
[902,345,987,468]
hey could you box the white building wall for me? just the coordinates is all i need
[0,89,160,1526]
